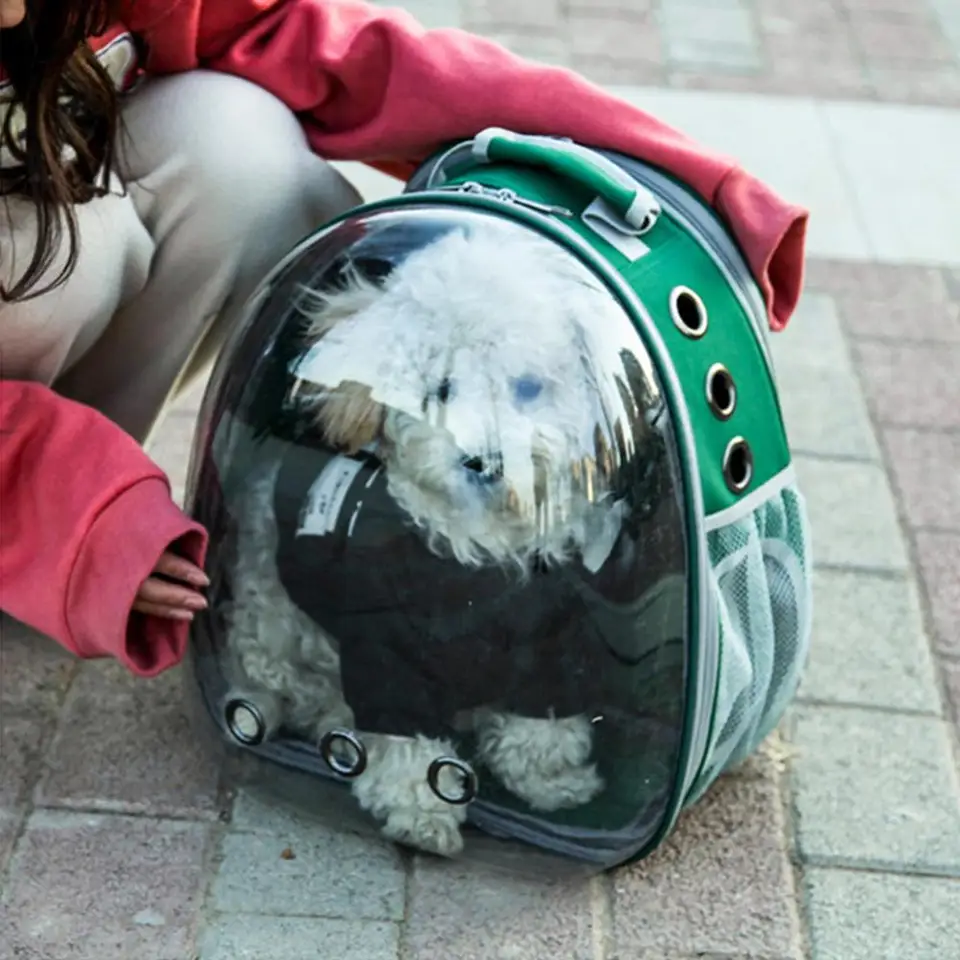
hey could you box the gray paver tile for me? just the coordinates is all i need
[882,428,960,532]
[776,364,880,461]
[854,341,960,429]
[212,794,405,919]
[0,711,48,809]
[834,295,960,343]
[914,531,960,657]
[0,810,209,960]
[0,617,76,709]
[770,292,851,372]
[404,856,596,960]
[198,915,400,960]
[35,661,221,820]
[0,808,21,876]
[805,867,960,960]
[611,774,798,958]
[660,0,760,70]
[793,457,910,572]
[770,295,880,460]
[798,570,940,713]
[790,705,960,873]
[943,658,960,729]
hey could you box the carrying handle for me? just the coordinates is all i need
[471,127,661,233]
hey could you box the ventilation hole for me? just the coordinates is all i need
[706,364,737,420]
[224,698,267,746]
[669,286,708,338]
[427,757,478,806]
[723,437,754,494]
[319,728,368,778]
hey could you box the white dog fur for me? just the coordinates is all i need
[221,218,640,856]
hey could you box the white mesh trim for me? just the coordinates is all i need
[704,464,796,533]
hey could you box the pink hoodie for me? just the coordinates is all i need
[0,0,807,676]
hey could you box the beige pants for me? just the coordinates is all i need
[0,70,363,443]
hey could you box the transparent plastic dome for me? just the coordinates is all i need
[183,203,693,872]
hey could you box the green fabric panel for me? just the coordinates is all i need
[442,163,792,518]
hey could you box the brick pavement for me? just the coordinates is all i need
[389,0,960,105]
[3,2,960,958]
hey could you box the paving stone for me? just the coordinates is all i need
[770,294,879,460]
[213,792,405,920]
[798,570,940,713]
[611,774,798,958]
[0,616,77,709]
[0,711,49,809]
[914,531,960,657]
[463,0,560,29]
[867,63,960,106]
[771,292,855,373]
[404,856,596,960]
[375,0,463,29]
[474,30,571,67]
[804,261,952,303]
[805,867,960,960]
[775,363,880,460]
[567,11,662,62]
[944,658,960,729]
[0,810,209,960]
[0,808,21,876]
[34,660,221,820]
[199,915,400,960]
[835,295,960,343]
[854,341,960,429]
[660,0,761,70]
[852,15,955,63]
[882,428,960,531]
[793,457,910,572]
[790,705,960,873]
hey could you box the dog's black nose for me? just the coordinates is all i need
[461,454,503,483]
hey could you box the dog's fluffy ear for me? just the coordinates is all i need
[316,381,384,454]
[296,264,384,341]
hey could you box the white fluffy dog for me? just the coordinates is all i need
[220,217,640,857]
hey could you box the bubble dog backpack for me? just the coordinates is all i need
[182,127,813,873]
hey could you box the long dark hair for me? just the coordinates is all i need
[0,0,122,302]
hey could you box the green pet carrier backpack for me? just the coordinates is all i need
[183,128,813,873]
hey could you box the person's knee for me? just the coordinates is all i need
[120,71,363,260]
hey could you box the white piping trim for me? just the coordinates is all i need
[704,464,796,533]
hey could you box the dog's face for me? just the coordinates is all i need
[292,218,648,571]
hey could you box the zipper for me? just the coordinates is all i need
[441,180,575,219]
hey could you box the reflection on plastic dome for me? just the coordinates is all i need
[185,206,691,870]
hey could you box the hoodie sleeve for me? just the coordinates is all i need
[122,0,808,332]
[0,381,208,677]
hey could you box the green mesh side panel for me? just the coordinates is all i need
[683,480,812,806]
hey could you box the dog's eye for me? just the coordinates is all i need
[435,377,455,403]
[512,375,544,403]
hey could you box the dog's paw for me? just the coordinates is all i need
[477,712,605,811]
[381,805,466,858]
[506,760,605,812]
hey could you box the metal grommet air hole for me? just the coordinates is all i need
[706,363,737,420]
[427,757,478,806]
[669,286,708,339]
[319,729,368,778]
[224,698,267,746]
[723,436,754,494]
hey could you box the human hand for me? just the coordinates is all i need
[133,551,210,621]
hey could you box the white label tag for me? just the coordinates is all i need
[296,456,366,538]
[581,197,650,262]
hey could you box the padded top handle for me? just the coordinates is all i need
[470,127,662,233]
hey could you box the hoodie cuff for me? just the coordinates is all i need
[714,165,809,333]
[67,476,209,677]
